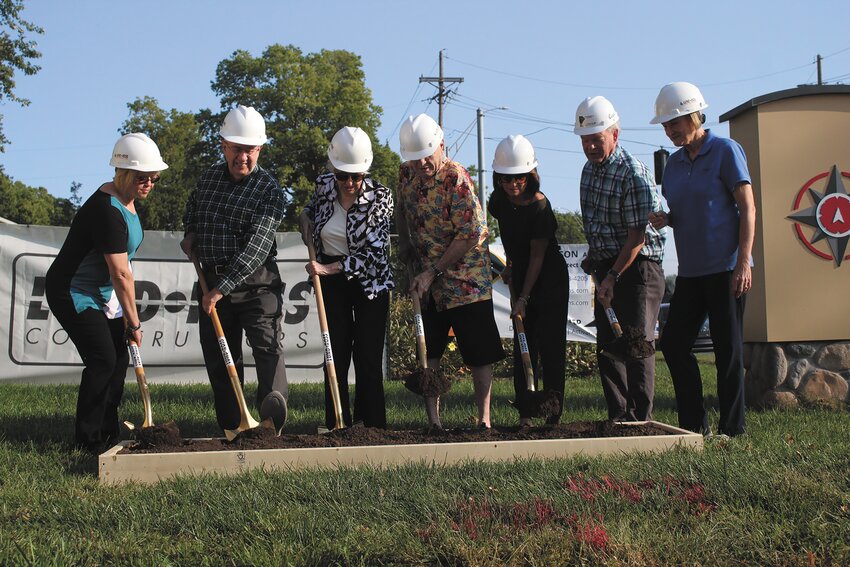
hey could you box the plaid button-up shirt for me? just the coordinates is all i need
[183,162,285,295]
[579,145,665,263]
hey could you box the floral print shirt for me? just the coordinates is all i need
[397,159,492,311]
[303,173,394,300]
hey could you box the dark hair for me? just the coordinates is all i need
[492,168,541,196]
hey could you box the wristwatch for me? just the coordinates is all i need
[432,266,444,279]
[607,268,621,282]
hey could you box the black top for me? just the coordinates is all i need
[488,190,567,298]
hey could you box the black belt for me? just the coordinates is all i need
[203,264,228,275]
[202,257,276,275]
[317,253,344,265]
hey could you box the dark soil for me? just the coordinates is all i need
[121,420,675,455]
[402,367,453,396]
[601,325,656,360]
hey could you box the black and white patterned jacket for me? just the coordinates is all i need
[303,173,394,299]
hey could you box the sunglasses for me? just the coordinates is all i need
[334,172,366,182]
[500,173,527,182]
[135,174,161,185]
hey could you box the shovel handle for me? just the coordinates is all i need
[410,292,429,370]
[127,338,154,428]
[306,239,345,430]
[592,273,624,338]
[512,312,536,392]
[190,254,260,437]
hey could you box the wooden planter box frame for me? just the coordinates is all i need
[99,421,703,485]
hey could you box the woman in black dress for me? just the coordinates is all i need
[488,135,568,426]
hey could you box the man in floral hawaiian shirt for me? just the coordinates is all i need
[396,113,504,430]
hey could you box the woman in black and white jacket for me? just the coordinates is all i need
[299,126,394,429]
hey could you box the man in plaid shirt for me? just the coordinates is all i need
[181,105,288,434]
[573,96,666,422]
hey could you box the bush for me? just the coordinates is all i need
[386,293,596,382]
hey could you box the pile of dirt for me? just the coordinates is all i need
[121,420,675,455]
[133,421,182,449]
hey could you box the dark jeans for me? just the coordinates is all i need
[511,277,568,422]
[46,292,127,450]
[198,260,288,431]
[593,257,665,421]
[661,271,746,436]
[319,273,389,429]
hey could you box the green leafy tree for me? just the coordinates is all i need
[553,210,586,244]
[0,172,54,224]
[208,44,399,229]
[120,97,205,230]
[0,0,42,150]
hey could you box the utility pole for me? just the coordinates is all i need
[477,109,485,208]
[419,50,464,128]
[817,53,823,85]
[476,106,508,213]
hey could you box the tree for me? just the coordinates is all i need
[120,97,206,230]
[0,0,42,150]
[208,44,399,229]
[0,172,54,224]
[553,210,586,244]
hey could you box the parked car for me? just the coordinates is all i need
[655,303,714,353]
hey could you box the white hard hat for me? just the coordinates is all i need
[573,96,620,136]
[399,114,443,161]
[328,126,373,173]
[492,135,538,174]
[650,82,709,125]
[109,133,169,171]
[220,105,268,146]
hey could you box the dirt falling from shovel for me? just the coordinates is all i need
[135,420,182,449]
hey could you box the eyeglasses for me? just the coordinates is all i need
[334,172,366,183]
[135,174,161,185]
[224,143,262,156]
[500,173,527,183]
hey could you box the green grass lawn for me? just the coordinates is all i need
[1,355,848,566]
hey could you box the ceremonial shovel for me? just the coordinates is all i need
[191,254,268,441]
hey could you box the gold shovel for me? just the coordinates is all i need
[191,254,266,441]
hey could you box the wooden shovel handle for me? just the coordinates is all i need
[127,339,154,428]
[410,292,428,370]
[190,254,259,437]
[592,273,624,338]
[306,239,345,430]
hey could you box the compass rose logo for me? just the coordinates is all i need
[787,165,850,267]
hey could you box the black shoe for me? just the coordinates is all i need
[260,391,288,434]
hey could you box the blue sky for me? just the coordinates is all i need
[3,1,850,272]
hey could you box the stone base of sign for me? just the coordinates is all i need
[98,421,702,485]
[745,341,850,408]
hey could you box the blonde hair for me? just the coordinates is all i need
[113,168,137,194]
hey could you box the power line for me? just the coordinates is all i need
[446,54,818,90]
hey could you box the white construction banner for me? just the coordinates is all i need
[0,226,595,384]
[490,243,596,343]
[0,226,323,384]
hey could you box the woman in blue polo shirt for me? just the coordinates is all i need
[46,133,167,452]
[648,82,756,437]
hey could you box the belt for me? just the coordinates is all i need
[317,253,344,265]
[203,264,228,276]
